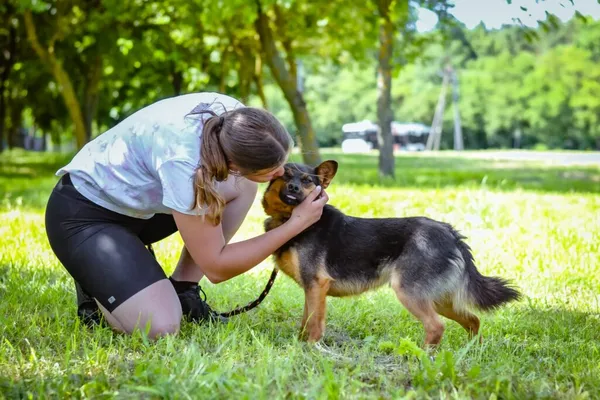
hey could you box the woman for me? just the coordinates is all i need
[45,92,328,339]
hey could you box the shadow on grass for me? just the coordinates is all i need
[317,303,600,352]
[0,149,73,177]
[0,374,109,399]
[0,150,73,210]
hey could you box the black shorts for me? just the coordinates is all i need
[45,174,178,312]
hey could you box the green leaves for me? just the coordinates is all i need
[3,0,599,151]
[13,0,50,13]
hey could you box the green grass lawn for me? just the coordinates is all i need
[1,149,599,399]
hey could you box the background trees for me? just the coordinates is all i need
[2,0,599,165]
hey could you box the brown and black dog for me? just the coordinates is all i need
[262,160,521,347]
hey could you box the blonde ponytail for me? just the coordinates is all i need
[192,114,229,225]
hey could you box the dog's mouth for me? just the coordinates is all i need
[280,191,303,206]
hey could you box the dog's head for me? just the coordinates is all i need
[262,160,338,218]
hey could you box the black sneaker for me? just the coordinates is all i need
[75,280,104,328]
[170,279,229,324]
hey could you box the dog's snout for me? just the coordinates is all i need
[287,182,301,193]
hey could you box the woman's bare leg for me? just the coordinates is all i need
[96,279,182,339]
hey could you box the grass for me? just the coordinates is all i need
[1,148,599,399]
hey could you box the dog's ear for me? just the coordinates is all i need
[315,160,338,189]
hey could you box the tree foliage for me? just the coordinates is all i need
[2,1,599,153]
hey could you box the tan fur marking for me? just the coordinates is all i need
[302,277,331,342]
[264,217,285,232]
[300,183,315,198]
[301,298,309,331]
[326,263,393,297]
[316,267,333,282]
[391,280,445,348]
[434,301,481,340]
[262,178,293,218]
[274,248,302,285]
[327,281,384,297]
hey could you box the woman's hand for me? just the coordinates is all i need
[287,186,329,232]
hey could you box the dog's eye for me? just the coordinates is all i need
[301,177,312,184]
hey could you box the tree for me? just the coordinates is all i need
[254,0,321,165]
[374,0,397,178]
[22,3,88,149]
[0,3,18,150]
[374,0,453,175]
[251,0,381,165]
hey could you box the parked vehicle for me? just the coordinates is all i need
[341,120,430,153]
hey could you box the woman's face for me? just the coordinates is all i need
[242,163,286,183]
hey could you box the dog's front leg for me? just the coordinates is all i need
[300,298,309,332]
[301,278,331,342]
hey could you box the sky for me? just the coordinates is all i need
[416,0,600,32]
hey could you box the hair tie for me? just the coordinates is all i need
[217,116,225,131]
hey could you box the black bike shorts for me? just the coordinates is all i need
[45,174,178,312]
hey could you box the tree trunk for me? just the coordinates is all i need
[0,85,6,152]
[426,67,450,151]
[41,127,47,151]
[24,10,87,149]
[254,55,269,109]
[7,102,23,149]
[238,50,254,105]
[239,74,251,105]
[451,68,464,150]
[0,22,16,152]
[219,49,229,93]
[254,1,321,166]
[513,126,522,149]
[170,61,183,95]
[84,54,103,141]
[376,0,395,178]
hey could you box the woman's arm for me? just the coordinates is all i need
[172,186,328,283]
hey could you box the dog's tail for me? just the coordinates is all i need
[456,238,521,311]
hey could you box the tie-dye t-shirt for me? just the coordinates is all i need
[56,92,244,219]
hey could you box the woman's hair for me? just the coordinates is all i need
[186,104,293,225]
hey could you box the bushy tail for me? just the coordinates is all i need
[457,239,521,310]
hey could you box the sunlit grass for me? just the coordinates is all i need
[1,149,599,398]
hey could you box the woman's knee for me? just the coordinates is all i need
[117,304,182,340]
[103,308,181,339]
[143,315,181,339]
[110,279,183,339]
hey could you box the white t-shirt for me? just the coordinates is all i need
[57,92,244,219]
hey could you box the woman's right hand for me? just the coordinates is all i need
[288,186,329,232]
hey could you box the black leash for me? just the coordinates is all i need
[147,244,278,318]
[216,268,278,318]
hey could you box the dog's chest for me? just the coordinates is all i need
[273,247,303,285]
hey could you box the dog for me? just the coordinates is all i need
[261,160,521,347]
